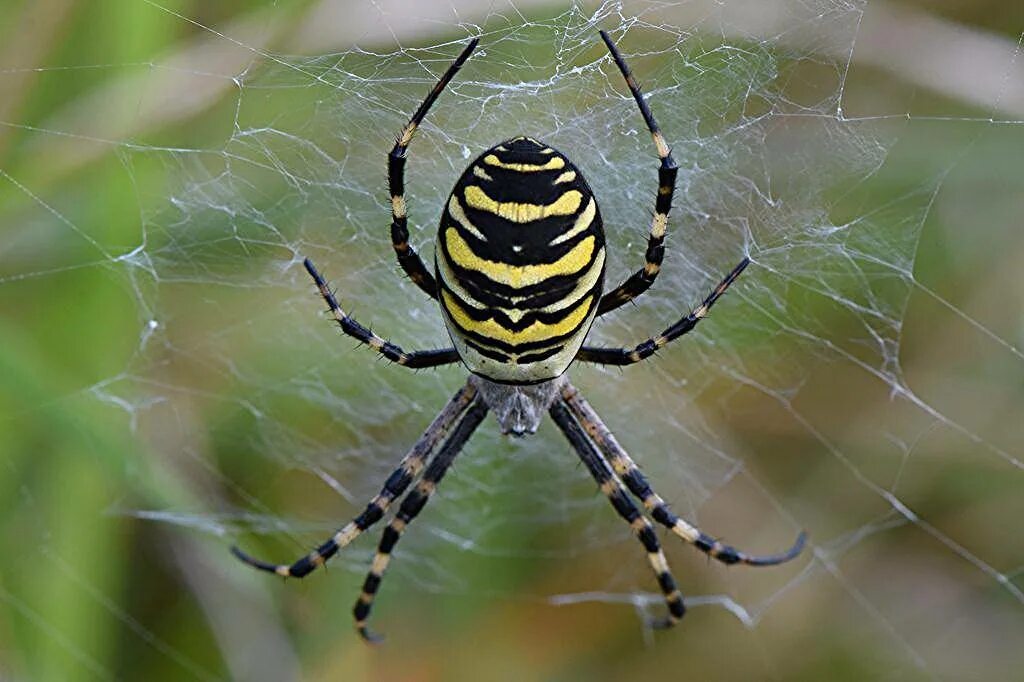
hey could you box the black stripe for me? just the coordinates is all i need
[465,161,579,205]
[462,339,512,363]
[379,526,400,553]
[287,553,321,578]
[440,283,596,332]
[454,323,584,355]
[609,489,641,523]
[620,468,653,500]
[397,490,428,521]
[438,247,604,304]
[387,153,406,198]
[363,573,382,593]
[446,195,601,263]
[455,203,596,251]
[382,468,413,497]
[461,337,567,366]
[654,161,677,214]
[637,525,659,553]
[443,216,599,269]
[517,345,566,363]
[444,311,591,355]
[488,138,554,160]
[650,505,673,527]
[437,251,603,311]
[355,502,384,529]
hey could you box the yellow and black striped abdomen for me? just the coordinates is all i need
[436,137,605,384]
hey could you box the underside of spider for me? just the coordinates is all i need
[232,30,806,643]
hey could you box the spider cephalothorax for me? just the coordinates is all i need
[233,31,805,642]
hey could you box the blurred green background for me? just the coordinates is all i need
[1,1,1023,680]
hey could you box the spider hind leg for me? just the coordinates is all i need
[560,382,807,568]
[231,382,480,581]
[549,398,685,628]
[352,395,489,641]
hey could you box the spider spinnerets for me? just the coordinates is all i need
[233,31,806,642]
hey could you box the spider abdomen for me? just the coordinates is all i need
[436,137,606,384]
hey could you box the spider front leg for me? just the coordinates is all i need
[388,38,479,299]
[231,381,479,579]
[549,399,685,629]
[560,382,807,566]
[578,257,750,366]
[596,29,678,316]
[303,258,459,368]
[353,396,489,642]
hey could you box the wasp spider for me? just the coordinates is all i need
[233,31,806,641]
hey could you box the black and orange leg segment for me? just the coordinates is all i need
[231,381,480,579]
[560,382,807,566]
[578,256,750,366]
[389,38,480,299]
[549,399,685,628]
[353,394,489,642]
[303,258,459,368]
[596,29,678,316]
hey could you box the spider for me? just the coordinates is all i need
[233,31,806,642]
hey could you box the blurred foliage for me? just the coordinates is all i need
[1,1,1023,680]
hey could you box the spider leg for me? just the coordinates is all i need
[304,258,460,368]
[353,395,489,642]
[560,382,807,566]
[549,398,685,629]
[389,38,480,299]
[577,257,749,366]
[596,29,678,317]
[231,381,479,579]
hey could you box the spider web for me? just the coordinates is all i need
[3,0,1024,678]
